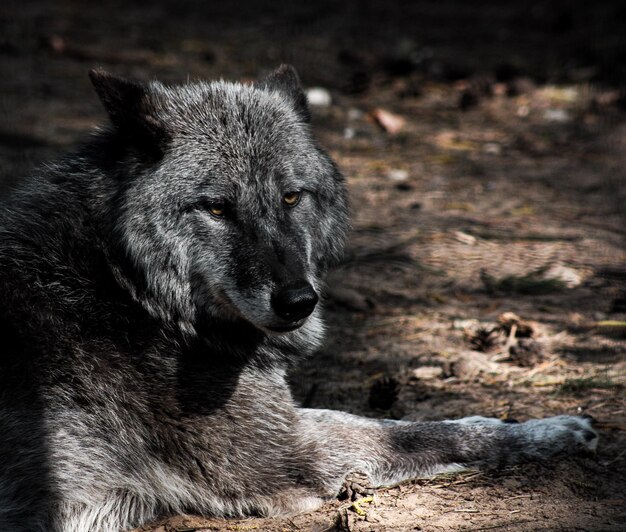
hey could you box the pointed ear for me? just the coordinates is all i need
[257,64,310,123]
[89,69,169,154]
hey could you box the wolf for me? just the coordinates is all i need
[0,65,597,531]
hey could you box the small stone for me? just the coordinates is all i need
[386,169,409,181]
[305,87,332,107]
[483,142,502,155]
[411,366,443,380]
[343,127,356,139]
[544,108,571,123]
[453,231,477,245]
[542,264,583,288]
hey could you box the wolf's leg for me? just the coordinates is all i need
[52,490,325,531]
[51,493,161,532]
[298,409,598,492]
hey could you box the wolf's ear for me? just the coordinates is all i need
[257,64,310,123]
[89,69,169,154]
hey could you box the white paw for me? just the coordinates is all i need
[448,414,598,459]
[520,415,598,453]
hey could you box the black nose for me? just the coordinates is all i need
[271,280,319,322]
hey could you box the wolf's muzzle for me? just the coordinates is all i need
[271,280,318,322]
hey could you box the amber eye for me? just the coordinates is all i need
[206,202,226,218]
[283,191,301,207]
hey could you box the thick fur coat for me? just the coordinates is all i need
[0,66,597,531]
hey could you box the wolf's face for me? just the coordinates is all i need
[92,67,348,337]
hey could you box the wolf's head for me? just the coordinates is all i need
[90,66,348,342]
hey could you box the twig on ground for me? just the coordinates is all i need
[350,496,374,516]
[427,472,484,489]
[471,520,536,531]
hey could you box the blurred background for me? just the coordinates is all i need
[1,1,625,530]
[2,1,626,187]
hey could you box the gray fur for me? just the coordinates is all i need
[0,66,597,532]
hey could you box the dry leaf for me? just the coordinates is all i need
[371,108,406,134]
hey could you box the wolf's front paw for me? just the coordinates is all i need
[517,415,598,458]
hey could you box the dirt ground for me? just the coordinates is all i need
[1,1,625,531]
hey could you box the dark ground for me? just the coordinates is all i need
[1,1,625,530]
